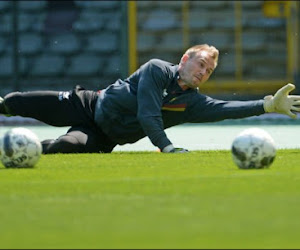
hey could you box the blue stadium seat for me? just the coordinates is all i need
[200,32,232,50]
[159,32,183,52]
[74,1,118,10]
[249,65,285,78]
[19,33,43,55]
[19,1,47,12]
[30,14,47,32]
[104,13,121,31]
[242,32,266,50]
[248,18,285,29]
[242,1,263,9]
[138,33,157,52]
[30,54,65,76]
[86,33,118,53]
[190,1,228,10]
[0,37,6,55]
[66,54,103,76]
[209,10,236,29]
[47,33,81,55]
[0,54,27,76]
[142,10,179,31]
[103,56,121,76]
[0,13,43,33]
[136,1,154,9]
[215,53,236,75]
[0,1,10,13]
[72,11,105,33]
[0,14,12,34]
[188,10,210,29]
[18,13,34,32]
[156,1,183,9]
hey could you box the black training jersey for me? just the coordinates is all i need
[94,59,265,150]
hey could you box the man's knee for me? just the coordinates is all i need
[42,135,84,154]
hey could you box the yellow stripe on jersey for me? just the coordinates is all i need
[162,104,187,112]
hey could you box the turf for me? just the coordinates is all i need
[0,150,300,249]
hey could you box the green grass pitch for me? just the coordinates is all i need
[1,149,300,249]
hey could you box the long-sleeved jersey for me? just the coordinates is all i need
[94,59,265,150]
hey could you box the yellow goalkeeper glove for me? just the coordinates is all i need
[263,83,300,119]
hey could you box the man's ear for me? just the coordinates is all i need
[180,54,189,64]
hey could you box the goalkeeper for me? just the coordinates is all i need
[0,44,299,154]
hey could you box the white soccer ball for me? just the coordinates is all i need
[231,128,276,169]
[0,127,42,168]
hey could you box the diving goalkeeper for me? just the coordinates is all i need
[0,44,299,154]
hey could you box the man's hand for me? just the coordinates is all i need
[263,83,300,119]
[162,144,189,153]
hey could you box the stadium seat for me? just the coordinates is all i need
[242,32,266,51]
[104,13,121,31]
[248,18,285,29]
[19,1,47,12]
[103,56,121,77]
[188,10,211,29]
[138,33,157,52]
[72,11,105,33]
[200,32,232,51]
[74,1,118,10]
[0,54,27,76]
[249,65,285,78]
[136,1,155,9]
[18,13,34,32]
[156,1,183,9]
[0,14,12,34]
[66,54,103,76]
[243,9,285,29]
[30,14,47,32]
[190,1,228,10]
[19,33,43,55]
[0,13,44,33]
[215,52,236,75]
[86,33,118,53]
[0,1,10,13]
[209,10,236,29]
[30,54,65,76]
[47,33,81,55]
[159,32,183,52]
[0,38,6,55]
[142,10,179,31]
[242,1,263,9]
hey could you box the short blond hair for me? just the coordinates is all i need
[184,44,219,68]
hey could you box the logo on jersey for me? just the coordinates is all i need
[58,91,70,101]
[162,89,168,98]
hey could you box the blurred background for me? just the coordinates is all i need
[0,1,299,103]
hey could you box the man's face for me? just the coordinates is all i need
[178,50,215,89]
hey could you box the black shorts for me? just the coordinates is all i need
[4,85,117,153]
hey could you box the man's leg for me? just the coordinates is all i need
[0,90,89,126]
[42,126,116,154]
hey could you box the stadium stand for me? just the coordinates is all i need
[0,0,292,98]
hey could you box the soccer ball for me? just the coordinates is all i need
[231,128,276,169]
[0,127,42,168]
